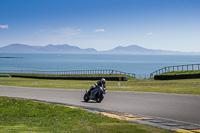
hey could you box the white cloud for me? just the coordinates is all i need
[39,29,46,32]
[0,24,9,29]
[146,32,153,37]
[36,27,81,44]
[94,29,105,32]
[60,27,81,36]
[39,27,81,37]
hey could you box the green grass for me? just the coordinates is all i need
[1,76,200,95]
[1,73,135,81]
[0,97,171,133]
[160,70,200,75]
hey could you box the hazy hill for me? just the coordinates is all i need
[103,45,189,55]
[0,43,199,55]
[0,44,43,53]
[0,44,97,54]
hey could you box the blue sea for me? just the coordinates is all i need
[0,53,200,75]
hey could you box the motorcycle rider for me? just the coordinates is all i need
[88,78,106,96]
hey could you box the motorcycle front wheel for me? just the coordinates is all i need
[84,94,90,102]
[96,93,104,103]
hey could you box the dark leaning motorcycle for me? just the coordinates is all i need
[84,86,106,103]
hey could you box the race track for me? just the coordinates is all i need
[1,85,200,125]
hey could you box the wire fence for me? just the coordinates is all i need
[150,64,200,78]
[1,64,200,79]
[0,69,136,78]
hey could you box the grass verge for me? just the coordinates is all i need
[0,97,171,133]
[160,70,200,75]
[1,76,200,95]
[1,73,135,81]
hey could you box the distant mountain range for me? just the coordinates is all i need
[0,43,199,55]
[0,44,97,54]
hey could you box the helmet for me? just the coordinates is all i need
[101,78,106,84]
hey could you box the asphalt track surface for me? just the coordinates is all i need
[1,85,200,125]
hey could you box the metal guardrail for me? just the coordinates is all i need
[1,64,200,79]
[0,69,136,78]
[150,64,200,78]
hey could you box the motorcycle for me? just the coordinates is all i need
[84,85,106,103]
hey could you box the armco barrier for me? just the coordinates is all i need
[11,75,127,81]
[154,74,200,80]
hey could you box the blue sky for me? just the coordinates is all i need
[0,0,200,51]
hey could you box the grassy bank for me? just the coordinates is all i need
[1,76,200,95]
[160,70,200,75]
[0,73,135,80]
[0,97,170,133]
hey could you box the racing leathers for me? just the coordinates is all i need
[88,80,106,96]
